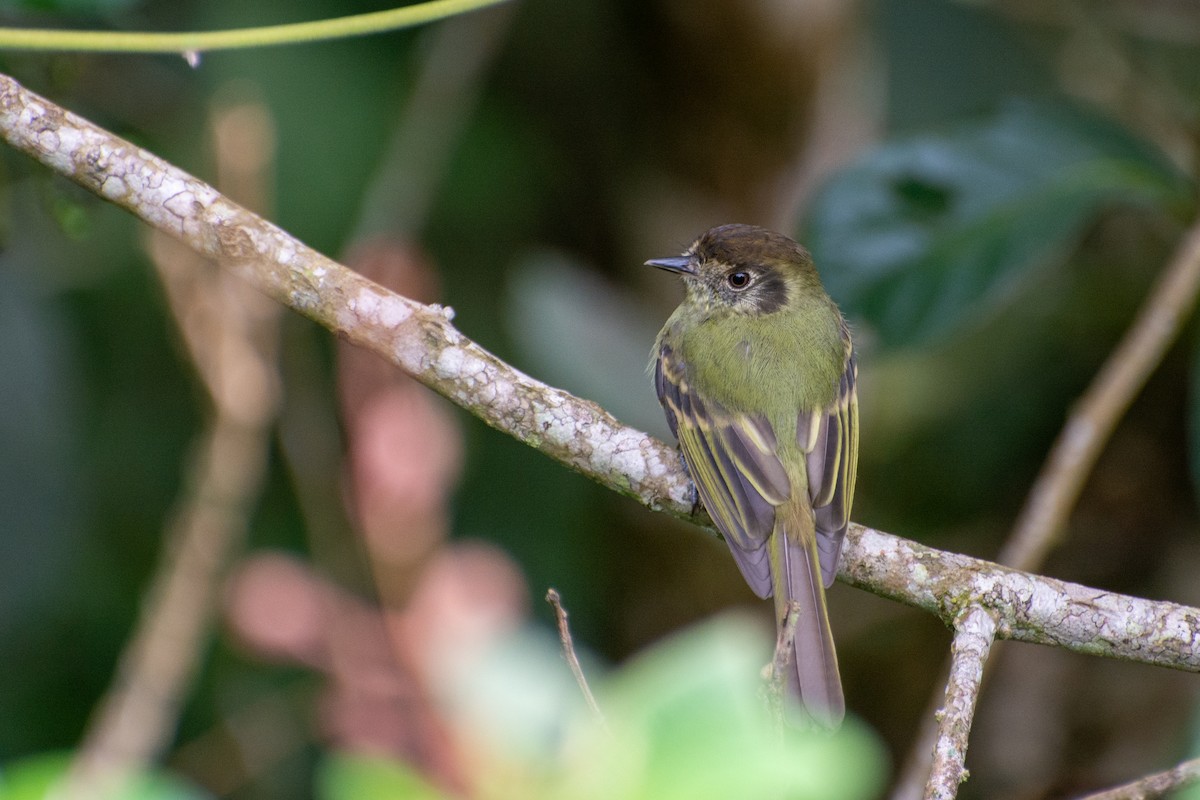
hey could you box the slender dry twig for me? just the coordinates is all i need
[895,203,1200,800]
[924,608,998,800]
[545,588,606,727]
[5,73,1200,674]
[1073,755,1200,800]
[62,98,281,797]
[999,219,1200,572]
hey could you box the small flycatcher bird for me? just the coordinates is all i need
[648,224,858,727]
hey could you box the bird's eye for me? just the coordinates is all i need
[727,271,751,290]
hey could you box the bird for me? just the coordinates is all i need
[647,223,858,727]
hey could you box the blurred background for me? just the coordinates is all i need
[1,0,1199,797]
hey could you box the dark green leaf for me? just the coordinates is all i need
[805,98,1194,347]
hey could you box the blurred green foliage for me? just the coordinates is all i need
[0,0,1199,797]
[806,98,1193,347]
[0,753,208,800]
[317,616,885,800]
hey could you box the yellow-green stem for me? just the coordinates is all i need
[0,0,512,53]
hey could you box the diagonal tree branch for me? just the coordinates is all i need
[999,220,1200,573]
[4,72,1200,678]
[0,72,692,519]
[1073,755,1200,800]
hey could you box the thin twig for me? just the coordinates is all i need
[6,73,1200,673]
[999,219,1200,573]
[1073,755,1200,800]
[924,607,998,800]
[545,588,606,727]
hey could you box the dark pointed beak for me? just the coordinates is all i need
[645,256,695,275]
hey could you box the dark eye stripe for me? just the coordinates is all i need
[753,270,788,313]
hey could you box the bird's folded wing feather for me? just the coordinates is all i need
[656,342,791,598]
[799,332,858,588]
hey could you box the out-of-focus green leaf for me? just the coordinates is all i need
[805,98,1193,348]
[418,614,883,800]
[317,753,447,800]
[549,614,886,800]
[0,753,208,800]
[435,626,589,765]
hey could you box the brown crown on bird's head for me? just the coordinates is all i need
[647,224,825,316]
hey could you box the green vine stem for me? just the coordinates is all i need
[0,0,513,54]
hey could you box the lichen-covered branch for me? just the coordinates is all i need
[0,71,692,519]
[3,72,1200,677]
[844,527,1200,672]
[1074,755,1200,800]
[924,608,997,800]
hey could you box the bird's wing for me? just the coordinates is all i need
[656,341,791,598]
[798,330,858,588]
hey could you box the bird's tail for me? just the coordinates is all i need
[772,498,844,728]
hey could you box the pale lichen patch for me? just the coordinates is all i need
[533,407,573,445]
[389,338,426,374]
[474,377,499,406]
[44,127,80,173]
[35,128,58,154]
[340,287,382,333]
[610,446,647,485]
[100,176,127,200]
[20,101,46,127]
[439,348,488,384]
[435,346,466,380]
[376,294,413,328]
[163,190,199,219]
[349,287,383,319]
